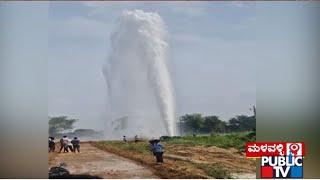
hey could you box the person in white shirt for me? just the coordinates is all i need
[67,137,73,152]
[62,135,73,153]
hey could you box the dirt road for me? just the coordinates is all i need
[48,143,158,178]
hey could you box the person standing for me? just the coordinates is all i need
[71,137,80,153]
[67,137,73,152]
[123,135,127,143]
[62,135,70,153]
[49,137,55,152]
[59,137,65,153]
[152,139,164,164]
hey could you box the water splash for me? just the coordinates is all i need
[103,10,176,137]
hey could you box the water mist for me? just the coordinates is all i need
[103,10,176,138]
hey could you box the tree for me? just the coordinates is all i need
[237,115,255,131]
[201,116,228,134]
[227,115,255,132]
[49,116,77,136]
[227,117,240,132]
[202,116,218,132]
[178,112,256,134]
[213,120,227,133]
[180,114,203,133]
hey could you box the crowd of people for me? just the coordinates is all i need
[49,135,80,153]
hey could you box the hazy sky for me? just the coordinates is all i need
[48,2,256,130]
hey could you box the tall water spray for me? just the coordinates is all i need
[103,10,176,137]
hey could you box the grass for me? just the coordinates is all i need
[107,141,150,153]
[195,163,232,179]
[162,131,255,151]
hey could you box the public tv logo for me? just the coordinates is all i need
[246,142,305,178]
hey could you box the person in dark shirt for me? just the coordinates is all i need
[71,137,80,153]
[49,137,55,152]
[59,138,64,153]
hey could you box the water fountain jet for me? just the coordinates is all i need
[103,10,176,138]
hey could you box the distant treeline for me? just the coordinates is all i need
[49,116,103,139]
[178,114,255,135]
[49,114,255,138]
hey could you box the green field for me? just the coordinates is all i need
[161,131,256,151]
